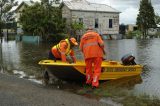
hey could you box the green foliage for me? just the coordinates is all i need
[119,24,126,35]
[48,33,67,42]
[0,20,3,36]
[136,0,156,38]
[71,21,84,31]
[126,30,142,39]
[71,21,84,38]
[41,0,60,4]
[0,0,18,20]
[19,2,66,41]
[132,30,142,39]
[126,31,133,39]
[0,0,18,31]
[19,3,44,35]
[0,20,4,29]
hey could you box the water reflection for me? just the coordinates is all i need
[1,37,160,98]
[1,39,20,72]
[0,37,50,80]
[101,75,142,89]
[105,39,137,61]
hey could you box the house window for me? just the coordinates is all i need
[79,18,83,24]
[95,18,98,28]
[109,19,113,28]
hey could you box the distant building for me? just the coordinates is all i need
[124,24,160,38]
[126,24,137,34]
[148,24,160,37]
[60,0,120,39]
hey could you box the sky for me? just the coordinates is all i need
[16,0,160,25]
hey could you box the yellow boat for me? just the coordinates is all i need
[38,60,143,81]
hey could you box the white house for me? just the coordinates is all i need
[60,0,120,39]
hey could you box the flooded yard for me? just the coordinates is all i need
[1,37,160,104]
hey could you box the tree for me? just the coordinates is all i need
[155,14,160,24]
[71,21,84,40]
[119,24,126,35]
[19,1,66,41]
[0,0,18,35]
[136,0,156,39]
[41,0,60,4]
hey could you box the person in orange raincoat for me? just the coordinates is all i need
[49,37,78,63]
[80,27,105,88]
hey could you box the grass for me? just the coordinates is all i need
[77,82,160,106]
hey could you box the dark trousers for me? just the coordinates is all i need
[48,50,61,62]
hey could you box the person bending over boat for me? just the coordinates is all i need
[49,37,78,63]
[80,27,105,88]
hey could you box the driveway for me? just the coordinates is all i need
[0,73,108,106]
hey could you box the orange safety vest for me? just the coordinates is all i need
[80,31,104,59]
[55,39,71,55]
[51,39,75,62]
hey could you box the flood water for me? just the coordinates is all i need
[1,37,160,98]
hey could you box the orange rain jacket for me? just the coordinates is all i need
[51,39,76,62]
[80,31,104,59]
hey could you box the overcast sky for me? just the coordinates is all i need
[16,0,160,25]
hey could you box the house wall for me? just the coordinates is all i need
[62,6,119,39]
[16,4,27,28]
[126,24,137,34]
[72,11,119,35]
[62,5,72,27]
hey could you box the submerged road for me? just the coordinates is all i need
[0,73,108,106]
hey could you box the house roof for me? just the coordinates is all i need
[15,1,35,12]
[15,1,60,12]
[62,0,120,13]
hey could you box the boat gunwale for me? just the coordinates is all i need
[38,60,143,68]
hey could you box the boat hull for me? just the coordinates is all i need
[47,65,86,81]
[39,60,143,81]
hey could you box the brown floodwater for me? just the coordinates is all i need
[1,37,160,98]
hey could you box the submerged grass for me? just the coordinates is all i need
[121,95,160,106]
[77,82,160,106]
